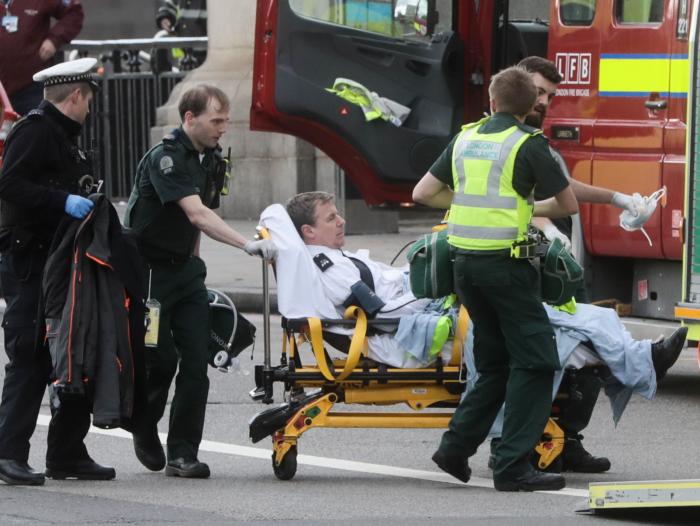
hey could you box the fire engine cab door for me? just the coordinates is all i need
[251,0,464,205]
[589,0,685,260]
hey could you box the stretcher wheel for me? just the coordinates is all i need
[272,446,297,481]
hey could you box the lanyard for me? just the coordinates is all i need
[2,0,12,15]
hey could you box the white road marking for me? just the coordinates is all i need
[36,414,589,498]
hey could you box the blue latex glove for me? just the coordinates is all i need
[64,195,94,219]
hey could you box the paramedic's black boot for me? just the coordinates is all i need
[561,435,610,473]
[165,458,210,479]
[133,431,166,471]
[0,459,45,485]
[493,460,565,492]
[431,449,471,483]
[45,458,115,480]
[652,326,688,381]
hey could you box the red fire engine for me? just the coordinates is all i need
[251,0,696,324]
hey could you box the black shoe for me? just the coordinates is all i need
[652,326,688,380]
[494,462,566,492]
[487,438,500,470]
[133,432,166,471]
[431,449,471,483]
[0,459,45,486]
[562,436,610,473]
[45,459,115,480]
[165,458,210,479]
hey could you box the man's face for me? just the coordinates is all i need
[525,72,558,128]
[185,99,230,151]
[303,200,346,249]
[73,88,93,124]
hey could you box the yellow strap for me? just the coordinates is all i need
[308,317,337,381]
[339,306,368,381]
[307,307,368,382]
[450,305,469,366]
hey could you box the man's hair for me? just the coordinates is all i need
[178,84,230,120]
[518,56,563,84]
[488,66,537,117]
[286,191,335,239]
[44,82,91,104]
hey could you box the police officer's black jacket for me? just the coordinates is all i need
[0,100,89,249]
[42,195,147,430]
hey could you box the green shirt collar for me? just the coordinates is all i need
[173,126,216,156]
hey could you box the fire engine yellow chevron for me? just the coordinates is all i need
[599,53,689,97]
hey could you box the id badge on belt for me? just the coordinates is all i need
[1,15,18,33]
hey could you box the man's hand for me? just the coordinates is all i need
[541,222,571,251]
[65,195,94,219]
[38,39,57,62]
[611,192,637,216]
[244,239,277,260]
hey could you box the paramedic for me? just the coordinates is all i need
[513,56,664,474]
[412,66,577,492]
[124,84,275,479]
[518,55,639,252]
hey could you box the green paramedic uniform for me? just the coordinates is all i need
[430,113,569,476]
[124,126,223,462]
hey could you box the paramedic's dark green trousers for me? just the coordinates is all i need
[438,252,560,476]
[142,256,210,461]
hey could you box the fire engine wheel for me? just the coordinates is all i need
[272,446,297,481]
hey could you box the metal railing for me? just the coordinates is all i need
[66,37,208,198]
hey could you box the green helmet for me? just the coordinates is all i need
[540,238,584,306]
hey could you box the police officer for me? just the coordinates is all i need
[125,84,275,479]
[155,0,207,69]
[0,58,115,485]
[413,66,578,491]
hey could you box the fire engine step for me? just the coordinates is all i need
[588,479,700,510]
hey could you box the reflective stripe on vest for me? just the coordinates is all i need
[447,118,538,250]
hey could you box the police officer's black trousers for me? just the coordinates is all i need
[140,256,210,461]
[0,251,91,463]
[439,253,560,476]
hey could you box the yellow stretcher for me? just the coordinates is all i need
[247,221,565,481]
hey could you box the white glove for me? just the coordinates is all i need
[541,223,572,251]
[619,188,666,246]
[611,192,637,215]
[243,239,277,260]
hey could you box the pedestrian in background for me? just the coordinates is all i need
[125,84,275,479]
[0,58,114,486]
[0,0,84,116]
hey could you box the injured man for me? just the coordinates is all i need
[261,194,453,368]
[274,191,687,473]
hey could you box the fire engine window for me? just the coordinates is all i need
[288,0,452,42]
[559,0,596,26]
[615,0,664,24]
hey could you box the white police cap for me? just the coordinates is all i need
[33,57,99,89]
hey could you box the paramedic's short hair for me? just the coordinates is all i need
[44,82,91,104]
[286,191,335,238]
[178,84,230,120]
[488,66,537,117]
[518,56,563,84]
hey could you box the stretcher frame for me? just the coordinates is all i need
[248,227,565,481]
[249,226,470,480]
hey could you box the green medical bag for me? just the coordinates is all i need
[407,229,454,299]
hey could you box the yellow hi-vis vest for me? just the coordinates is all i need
[447,117,540,250]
